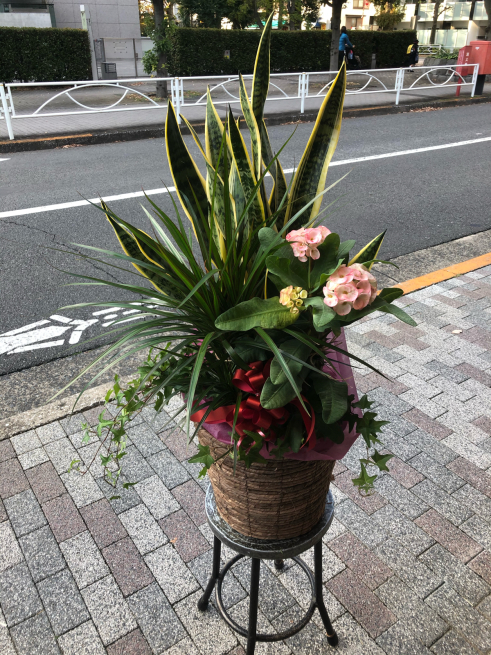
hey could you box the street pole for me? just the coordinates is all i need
[80,5,99,81]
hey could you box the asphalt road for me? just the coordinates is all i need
[1,102,491,377]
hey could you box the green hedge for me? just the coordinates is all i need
[168,28,416,76]
[0,27,91,83]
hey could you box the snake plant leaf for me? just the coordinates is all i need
[180,114,206,159]
[165,101,209,242]
[270,339,311,385]
[312,374,348,424]
[285,63,346,230]
[259,120,288,221]
[205,89,226,177]
[239,75,262,180]
[215,297,298,331]
[251,12,273,123]
[349,231,386,270]
[227,108,265,231]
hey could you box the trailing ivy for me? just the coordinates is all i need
[0,27,91,83]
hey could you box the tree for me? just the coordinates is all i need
[372,0,406,31]
[147,0,175,98]
[429,0,446,44]
[322,0,343,71]
[178,0,229,27]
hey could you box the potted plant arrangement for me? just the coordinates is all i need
[67,14,415,541]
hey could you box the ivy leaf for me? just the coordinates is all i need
[188,444,215,478]
[352,463,378,494]
[372,450,393,472]
[353,394,372,410]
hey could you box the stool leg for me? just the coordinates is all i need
[314,540,338,646]
[198,536,221,610]
[274,559,284,570]
[246,558,261,655]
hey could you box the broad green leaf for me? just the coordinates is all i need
[310,233,341,288]
[260,371,305,409]
[312,374,348,424]
[265,256,308,289]
[378,287,404,302]
[338,239,356,261]
[251,12,274,123]
[303,297,336,331]
[285,63,346,229]
[270,339,311,385]
[234,339,270,363]
[378,301,417,326]
[215,297,298,331]
[165,101,209,243]
[349,231,386,270]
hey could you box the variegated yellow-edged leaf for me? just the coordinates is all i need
[205,88,226,178]
[260,120,288,222]
[229,159,245,228]
[227,108,265,231]
[165,101,209,243]
[180,114,206,159]
[205,160,227,260]
[349,231,386,270]
[251,12,274,124]
[239,75,261,180]
[284,63,346,230]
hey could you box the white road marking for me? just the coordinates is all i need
[0,158,10,162]
[1,136,490,220]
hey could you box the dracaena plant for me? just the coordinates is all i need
[63,14,415,495]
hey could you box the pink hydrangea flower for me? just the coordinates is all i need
[322,263,377,316]
[285,226,331,262]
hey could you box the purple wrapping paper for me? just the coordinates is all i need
[202,329,361,461]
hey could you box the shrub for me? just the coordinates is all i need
[372,30,416,69]
[0,27,91,83]
[167,28,412,76]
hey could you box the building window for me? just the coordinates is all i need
[347,15,363,29]
[353,0,370,8]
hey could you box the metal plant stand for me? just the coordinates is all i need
[198,486,338,654]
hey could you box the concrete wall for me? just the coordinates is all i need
[0,12,52,27]
[52,0,141,38]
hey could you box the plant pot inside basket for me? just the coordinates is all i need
[199,428,335,540]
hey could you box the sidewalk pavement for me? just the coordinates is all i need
[1,266,491,655]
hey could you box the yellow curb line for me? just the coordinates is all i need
[394,252,491,295]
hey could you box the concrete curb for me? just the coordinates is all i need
[1,93,490,153]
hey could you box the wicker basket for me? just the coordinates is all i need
[199,428,336,540]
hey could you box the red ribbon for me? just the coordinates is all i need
[190,360,316,449]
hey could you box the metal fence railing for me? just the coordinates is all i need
[0,64,480,141]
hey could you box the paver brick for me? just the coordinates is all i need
[415,509,482,563]
[0,458,29,499]
[117,445,155,483]
[119,503,167,556]
[160,509,210,563]
[10,613,60,655]
[328,532,392,590]
[335,499,388,548]
[60,530,109,589]
[102,536,154,596]
[127,582,186,653]
[473,415,491,434]
[18,447,49,470]
[455,362,491,387]
[442,432,491,469]
[376,620,432,655]
[468,550,491,585]
[446,456,491,498]
[38,568,90,635]
[147,448,191,490]
[42,493,86,542]
[375,576,446,646]
[127,422,165,458]
[461,514,491,549]
[44,437,79,474]
[332,470,386,515]
[452,483,491,522]
[0,521,23,572]
[35,421,66,445]
[106,628,152,655]
[419,543,489,606]
[59,413,86,436]
[135,475,180,520]
[431,631,481,655]
[375,539,441,598]
[10,430,42,455]
[408,452,464,494]
[386,456,424,488]
[81,575,137,645]
[171,479,206,525]
[80,498,127,548]
[327,569,396,639]
[426,584,491,652]
[19,525,65,582]
[26,461,66,504]
[411,479,474,525]
[0,563,43,626]
[5,489,46,537]
[160,426,198,462]
[0,498,5,522]
[376,475,429,519]
[144,543,199,604]
[57,621,106,655]
[96,474,141,514]
[61,470,104,508]
[0,440,15,462]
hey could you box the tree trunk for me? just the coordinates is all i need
[152,0,168,99]
[330,0,342,71]
[484,0,491,39]
[429,0,442,45]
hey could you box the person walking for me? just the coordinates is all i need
[407,39,419,71]
[339,27,352,69]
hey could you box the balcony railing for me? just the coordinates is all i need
[418,1,488,21]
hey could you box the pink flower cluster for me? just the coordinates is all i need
[323,264,377,316]
[286,226,331,262]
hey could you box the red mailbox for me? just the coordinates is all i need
[456,45,474,76]
[469,40,491,75]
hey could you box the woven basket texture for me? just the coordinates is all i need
[199,428,335,540]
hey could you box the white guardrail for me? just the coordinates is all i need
[0,64,479,141]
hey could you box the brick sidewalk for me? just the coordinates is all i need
[1,267,491,655]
